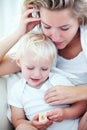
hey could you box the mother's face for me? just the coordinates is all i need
[40,7,80,50]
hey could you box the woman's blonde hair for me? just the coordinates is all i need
[15,32,57,67]
[24,0,87,25]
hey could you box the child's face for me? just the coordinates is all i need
[18,50,52,88]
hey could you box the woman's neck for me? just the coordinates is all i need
[58,30,82,59]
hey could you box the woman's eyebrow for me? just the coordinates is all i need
[41,21,51,26]
[41,20,71,28]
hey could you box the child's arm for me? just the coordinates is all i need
[11,106,52,130]
[11,106,33,128]
[47,101,87,122]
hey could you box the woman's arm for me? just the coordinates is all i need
[0,29,23,75]
[0,5,40,61]
[0,5,40,76]
[63,101,87,119]
[0,31,23,62]
[45,86,87,104]
[0,56,20,76]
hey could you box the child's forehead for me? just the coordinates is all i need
[22,56,52,68]
[22,52,51,63]
[21,46,54,66]
[26,54,50,62]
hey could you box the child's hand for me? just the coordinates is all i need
[47,108,65,122]
[32,114,53,130]
[17,4,41,37]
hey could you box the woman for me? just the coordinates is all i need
[0,0,87,130]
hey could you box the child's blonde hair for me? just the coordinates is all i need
[15,32,57,67]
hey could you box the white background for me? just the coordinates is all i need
[0,0,23,39]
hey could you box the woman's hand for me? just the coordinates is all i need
[32,114,53,130]
[17,4,41,37]
[44,86,86,105]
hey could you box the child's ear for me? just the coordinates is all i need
[16,59,21,67]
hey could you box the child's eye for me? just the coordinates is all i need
[41,68,48,71]
[27,67,34,70]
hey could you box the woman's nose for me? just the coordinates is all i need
[50,28,61,41]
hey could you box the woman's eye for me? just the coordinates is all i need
[60,26,71,31]
[60,27,70,31]
[43,26,51,29]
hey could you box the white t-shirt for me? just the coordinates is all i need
[57,25,87,85]
[8,70,79,130]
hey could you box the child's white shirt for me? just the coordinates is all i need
[8,70,79,130]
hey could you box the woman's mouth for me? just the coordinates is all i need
[54,41,63,47]
[54,41,65,49]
